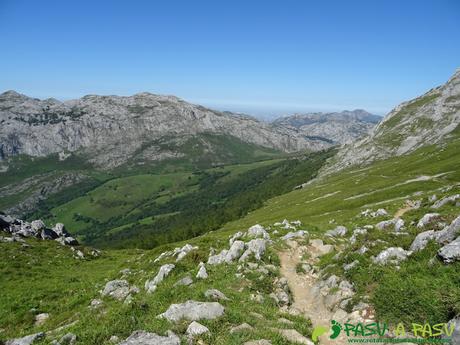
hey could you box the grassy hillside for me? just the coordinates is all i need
[0,227,312,345]
[218,133,460,325]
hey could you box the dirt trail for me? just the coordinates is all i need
[278,241,347,345]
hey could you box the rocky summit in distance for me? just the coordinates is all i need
[0,91,332,169]
[271,109,381,145]
[327,69,460,173]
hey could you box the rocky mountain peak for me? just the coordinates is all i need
[326,68,460,173]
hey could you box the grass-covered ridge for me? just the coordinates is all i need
[218,134,460,325]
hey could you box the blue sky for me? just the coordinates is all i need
[0,0,459,118]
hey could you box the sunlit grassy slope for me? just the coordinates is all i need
[221,134,460,234]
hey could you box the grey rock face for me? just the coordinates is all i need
[0,91,329,169]
[438,237,460,263]
[5,332,45,345]
[145,264,175,293]
[158,300,225,322]
[119,330,180,345]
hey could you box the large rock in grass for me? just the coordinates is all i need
[246,224,270,239]
[239,239,267,262]
[432,194,460,209]
[158,300,224,322]
[436,215,460,244]
[5,332,45,345]
[119,330,180,345]
[416,213,441,228]
[409,230,437,252]
[225,240,245,262]
[281,230,307,241]
[438,237,460,263]
[145,264,175,293]
[101,280,137,301]
[442,316,460,344]
[325,225,347,237]
[372,247,410,265]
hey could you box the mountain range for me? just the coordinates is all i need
[0,91,379,170]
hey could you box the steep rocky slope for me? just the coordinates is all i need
[0,91,331,169]
[272,109,381,145]
[326,69,460,173]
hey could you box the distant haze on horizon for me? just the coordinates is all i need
[0,0,459,119]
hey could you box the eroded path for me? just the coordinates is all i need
[278,241,347,345]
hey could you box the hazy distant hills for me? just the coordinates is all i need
[271,109,381,145]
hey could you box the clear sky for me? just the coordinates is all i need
[0,0,459,118]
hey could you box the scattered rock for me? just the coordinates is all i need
[239,239,267,262]
[145,264,175,293]
[278,317,294,325]
[417,213,441,228]
[372,247,410,265]
[58,333,77,345]
[207,249,228,265]
[229,231,244,245]
[90,299,103,309]
[174,275,193,287]
[432,194,460,209]
[343,260,359,271]
[349,228,367,244]
[409,230,437,252]
[186,321,210,336]
[34,313,49,326]
[246,224,270,239]
[101,280,132,301]
[158,300,225,322]
[281,230,307,241]
[176,244,198,262]
[376,218,404,232]
[436,215,460,244]
[325,225,347,237]
[5,332,45,345]
[109,335,120,343]
[225,240,245,263]
[243,340,272,345]
[309,239,334,256]
[119,330,180,345]
[361,208,388,218]
[276,329,314,345]
[442,316,460,344]
[230,323,254,333]
[196,262,208,279]
[438,237,460,263]
[204,289,229,301]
